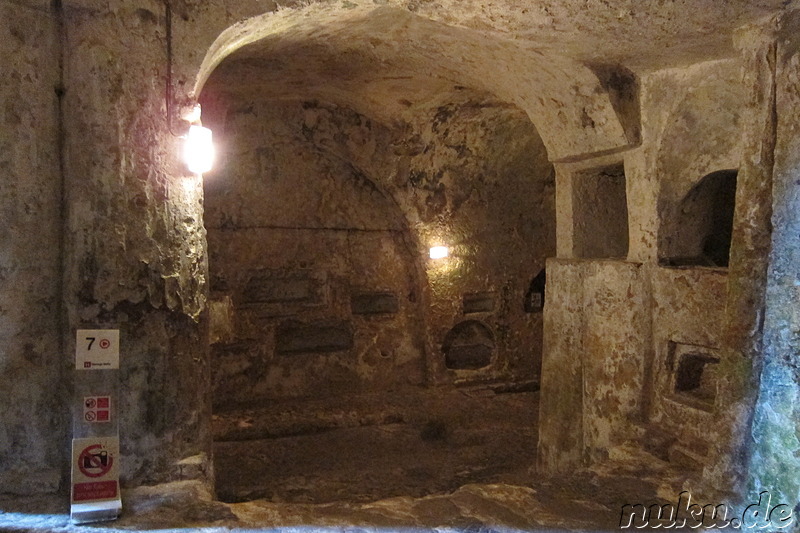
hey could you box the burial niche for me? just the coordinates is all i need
[572,163,629,259]
[662,169,737,267]
[443,320,496,370]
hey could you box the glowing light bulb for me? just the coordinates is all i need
[429,246,449,259]
[183,125,214,174]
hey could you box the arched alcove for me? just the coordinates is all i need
[196,5,556,504]
[442,320,496,370]
[654,64,742,266]
[202,98,427,406]
[661,169,738,267]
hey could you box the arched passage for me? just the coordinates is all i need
[197,8,557,503]
[191,4,635,162]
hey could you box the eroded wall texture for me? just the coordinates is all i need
[649,267,728,465]
[205,101,426,404]
[539,59,744,476]
[745,11,800,507]
[60,3,211,487]
[201,87,555,406]
[0,2,64,495]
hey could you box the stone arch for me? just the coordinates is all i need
[661,169,738,267]
[190,4,633,162]
[655,61,743,264]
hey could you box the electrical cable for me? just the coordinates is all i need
[161,0,182,137]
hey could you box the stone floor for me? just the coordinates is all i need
[0,386,701,532]
[213,386,539,503]
[0,448,695,532]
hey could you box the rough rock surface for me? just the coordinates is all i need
[0,445,692,532]
[0,1,64,495]
[202,95,555,401]
[746,10,800,507]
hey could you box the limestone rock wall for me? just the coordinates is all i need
[0,2,64,496]
[651,61,743,265]
[60,3,211,487]
[201,90,555,404]
[405,100,555,386]
[540,59,743,474]
[538,259,647,472]
[649,268,728,461]
[746,9,800,506]
[205,100,426,404]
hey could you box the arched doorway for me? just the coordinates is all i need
[195,6,556,504]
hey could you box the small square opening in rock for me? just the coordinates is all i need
[674,351,719,405]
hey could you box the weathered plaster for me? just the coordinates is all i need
[60,3,211,486]
[746,8,800,507]
[0,2,64,495]
[538,259,647,472]
[649,267,728,462]
[703,23,778,500]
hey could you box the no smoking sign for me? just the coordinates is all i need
[75,329,119,370]
[83,396,111,423]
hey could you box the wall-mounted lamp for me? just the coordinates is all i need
[429,246,449,259]
[162,0,214,175]
[184,125,214,174]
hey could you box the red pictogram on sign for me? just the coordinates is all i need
[83,396,111,424]
[78,444,114,478]
[99,338,110,349]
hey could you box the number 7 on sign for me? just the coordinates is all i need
[76,330,119,370]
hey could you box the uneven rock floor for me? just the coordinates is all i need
[214,387,539,503]
[0,387,696,532]
[0,454,692,532]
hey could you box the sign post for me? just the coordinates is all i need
[71,329,122,524]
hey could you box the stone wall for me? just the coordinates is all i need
[60,3,211,487]
[406,101,556,386]
[202,91,556,403]
[205,100,426,404]
[540,59,743,475]
[651,60,743,266]
[538,259,648,472]
[649,267,728,464]
[0,1,64,495]
[745,10,800,507]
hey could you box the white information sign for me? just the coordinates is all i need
[75,330,119,370]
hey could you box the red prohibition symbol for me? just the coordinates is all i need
[98,338,111,350]
[77,444,113,478]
